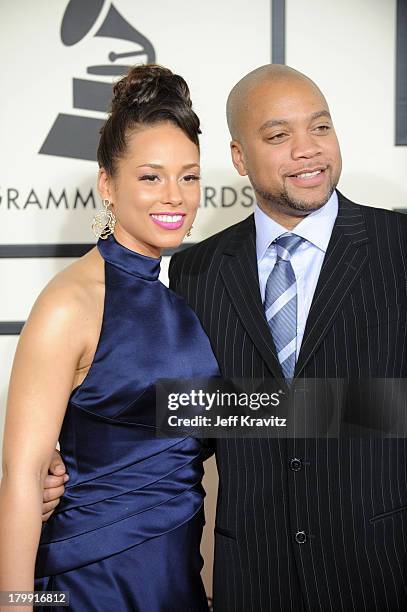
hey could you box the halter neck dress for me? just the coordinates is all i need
[34,234,219,611]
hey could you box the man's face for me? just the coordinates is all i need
[231,78,342,217]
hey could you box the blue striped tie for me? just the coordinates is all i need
[264,233,303,380]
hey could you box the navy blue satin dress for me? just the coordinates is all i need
[34,235,219,611]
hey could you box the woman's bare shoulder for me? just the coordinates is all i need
[25,247,104,341]
[43,246,102,299]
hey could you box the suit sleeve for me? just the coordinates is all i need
[168,252,180,291]
[201,437,216,460]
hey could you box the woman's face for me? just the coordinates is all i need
[98,122,200,258]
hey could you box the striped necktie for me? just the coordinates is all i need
[264,233,303,380]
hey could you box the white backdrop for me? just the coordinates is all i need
[1,0,406,600]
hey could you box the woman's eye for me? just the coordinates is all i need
[139,174,159,182]
[183,175,200,182]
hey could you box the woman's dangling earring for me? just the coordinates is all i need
[186,226,193,238]
[92,199,116,240]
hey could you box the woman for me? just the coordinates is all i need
[0,65,219,611]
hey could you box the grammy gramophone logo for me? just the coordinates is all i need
[40,0,156,162]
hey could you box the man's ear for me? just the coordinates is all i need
[230,140,248,177]
[97,168,114,202]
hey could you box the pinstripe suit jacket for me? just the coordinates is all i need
[169,192,407,612]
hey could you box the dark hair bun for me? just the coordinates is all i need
[98,63,201,177]
[111,64,193,112]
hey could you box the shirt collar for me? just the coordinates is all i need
[254,190,339,262]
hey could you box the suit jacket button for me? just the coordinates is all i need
[289,458,303,471]
[295,531,307,544]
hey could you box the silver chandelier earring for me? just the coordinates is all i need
[92,199,116,240]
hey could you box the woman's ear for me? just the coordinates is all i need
[97,168,114,202]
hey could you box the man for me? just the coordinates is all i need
[43,65,407,611]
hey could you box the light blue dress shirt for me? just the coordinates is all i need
[255,191,338,358]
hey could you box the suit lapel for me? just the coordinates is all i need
[218,195,370,381]
[294,193,370,377]
[219,215,285,382]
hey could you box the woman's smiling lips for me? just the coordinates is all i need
[150,213,186,230]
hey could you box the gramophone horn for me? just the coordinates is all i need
[61,0,105,46]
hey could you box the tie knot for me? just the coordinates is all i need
[274,233,302,260]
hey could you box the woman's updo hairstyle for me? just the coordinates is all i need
[97,64,201,177]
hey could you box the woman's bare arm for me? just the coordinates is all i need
[0,281,88,606]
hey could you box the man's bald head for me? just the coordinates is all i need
[226,64,327,141]
[226,64,342,226]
